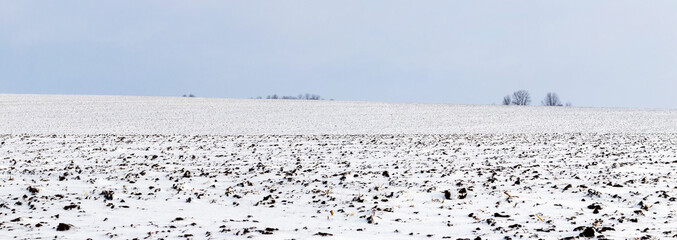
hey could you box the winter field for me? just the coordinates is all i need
[1,94,677,239]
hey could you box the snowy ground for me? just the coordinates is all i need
[2,94,677,135]
[1,95,676,239]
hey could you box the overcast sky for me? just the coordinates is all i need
[1,1,676,109]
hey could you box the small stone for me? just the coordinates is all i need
[56,223,72,231]
[27,186,39,194]
[580,227,595,238]
[458,188,468,199]
[444,190,452,200]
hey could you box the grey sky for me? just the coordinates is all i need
[2,1,676,109]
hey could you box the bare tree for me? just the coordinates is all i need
[502,95,511,105]
[541,92,562,106]
[511,90,531,105]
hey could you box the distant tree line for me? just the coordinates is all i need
[254,93,325,100]
[180,93,330,100]
[502,90,571,106]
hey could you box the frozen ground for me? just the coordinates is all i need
[1,94,676,239]
[1,94,677,135]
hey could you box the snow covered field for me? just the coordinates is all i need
[1,94,677,135]
[1,94,677,239]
